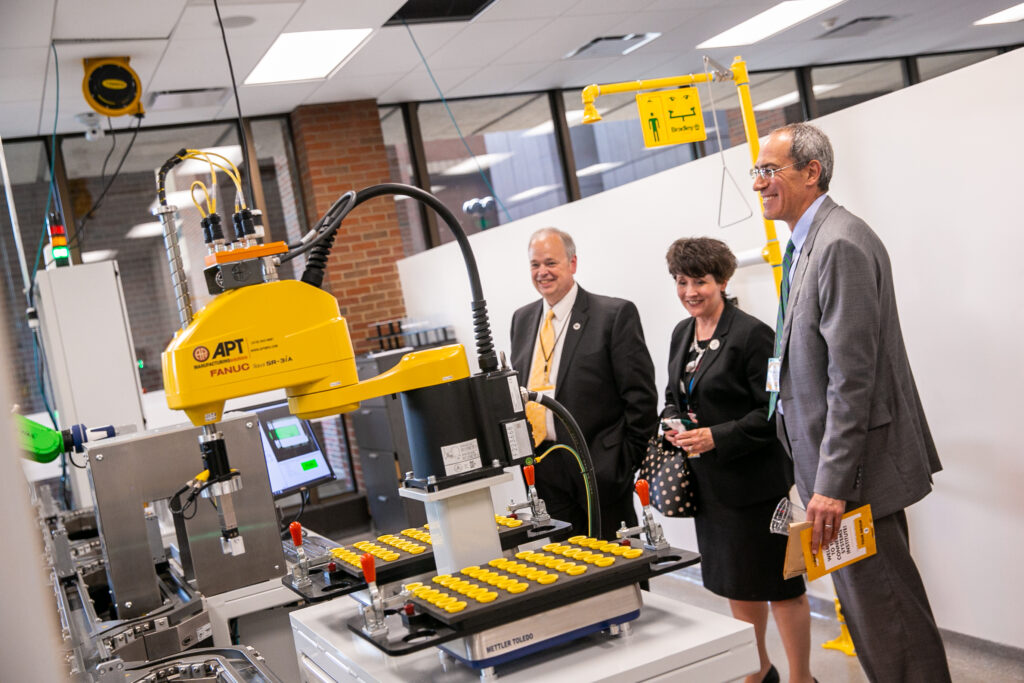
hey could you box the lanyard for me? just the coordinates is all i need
[685,333,709,395]
[539,312,571,380]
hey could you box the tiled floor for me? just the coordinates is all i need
[650,568,1024,683]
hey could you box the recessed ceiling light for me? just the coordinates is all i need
[565,33,662,59]
[974,2,1024,25]
[698,0,848,48]
[245,29,374,85]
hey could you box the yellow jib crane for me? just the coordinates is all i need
[580,55,783,296]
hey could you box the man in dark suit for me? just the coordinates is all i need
[510,228,657,540]
[755,123,950,682]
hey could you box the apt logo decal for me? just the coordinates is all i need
[193,346,210,362]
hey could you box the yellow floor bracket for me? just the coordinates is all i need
[822,598,857,656]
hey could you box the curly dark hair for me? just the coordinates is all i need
[666,237,737,284]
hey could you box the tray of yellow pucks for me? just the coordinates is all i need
[402,536,654,624]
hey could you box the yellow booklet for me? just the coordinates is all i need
[799,504,877,581]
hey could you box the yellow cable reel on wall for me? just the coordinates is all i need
[82,57,145,117]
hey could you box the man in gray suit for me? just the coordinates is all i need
[754,123,950,682]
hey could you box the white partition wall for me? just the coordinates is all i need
[398,47,1024,648]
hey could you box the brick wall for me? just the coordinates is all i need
[289,101,407,355]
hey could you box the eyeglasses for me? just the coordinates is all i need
[749,162,801,180]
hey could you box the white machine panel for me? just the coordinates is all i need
[34,260,146,506]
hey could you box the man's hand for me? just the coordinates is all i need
[806,493,846,554]
[670,427,714,456]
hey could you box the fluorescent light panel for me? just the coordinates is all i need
[698,0,847,48]
[974,3,1024,24]
[246,29,373,85]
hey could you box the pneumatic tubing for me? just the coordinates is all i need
[303,182,497,372]
[527,390,601,537]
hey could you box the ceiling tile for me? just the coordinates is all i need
[564,0,659,16]
[341,24,464,77]
[377,66,478,103]
[0,101,45,138]
[516,56,621,91]
[218,81,321,116]
[53,0,188,40]
[427,19,551,69]
[491,13,636,65]
[0,49,50,103]
[150,39,232,91]
[303,73,406,105]
[283,0,405,31]
[475,0,573,21]
[446,63,548,98]
[0,0,56,48]
[170,2,299,40]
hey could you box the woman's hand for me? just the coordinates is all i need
[674,427,714,455]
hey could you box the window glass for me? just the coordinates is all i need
[0,139,53,414]
[61,122,242,392]
[418,94,567,242]
[811,60,905,117]
[379,106,428,255]
[698,69,806,154]
[250,118,307,279]
[563,89,695,199]
[748,70,805,134]
[562,70,801,196]
[917,50,999,82]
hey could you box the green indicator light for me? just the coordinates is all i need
[137,360,144,369]
[52,246,70,259]
[271,425,301,440]
[300,459,318,471]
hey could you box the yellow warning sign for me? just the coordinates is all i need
[636,88,706,148]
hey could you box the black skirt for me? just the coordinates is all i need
[691,458,805,602]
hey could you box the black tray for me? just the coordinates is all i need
[282,519,573,601]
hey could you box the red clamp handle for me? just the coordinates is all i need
[288,521,303,547]
[635,479,650,507]
[523,464,535,487]
[361,553,376,584]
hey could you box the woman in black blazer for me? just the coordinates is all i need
[663,238,814,683]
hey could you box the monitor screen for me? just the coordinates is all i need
[248,402,335,498]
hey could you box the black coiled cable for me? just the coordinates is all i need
[301,183,498,372]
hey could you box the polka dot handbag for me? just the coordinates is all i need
[637,434,698,517]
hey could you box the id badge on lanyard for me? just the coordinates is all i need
[766,357,781,392]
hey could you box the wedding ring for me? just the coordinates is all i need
[824,524,833,529]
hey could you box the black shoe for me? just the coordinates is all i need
[761,664,780,683]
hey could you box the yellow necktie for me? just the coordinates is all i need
[526,310,555,446]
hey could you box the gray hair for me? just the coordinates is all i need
[529,227,576,261]
[773,123,834,192]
